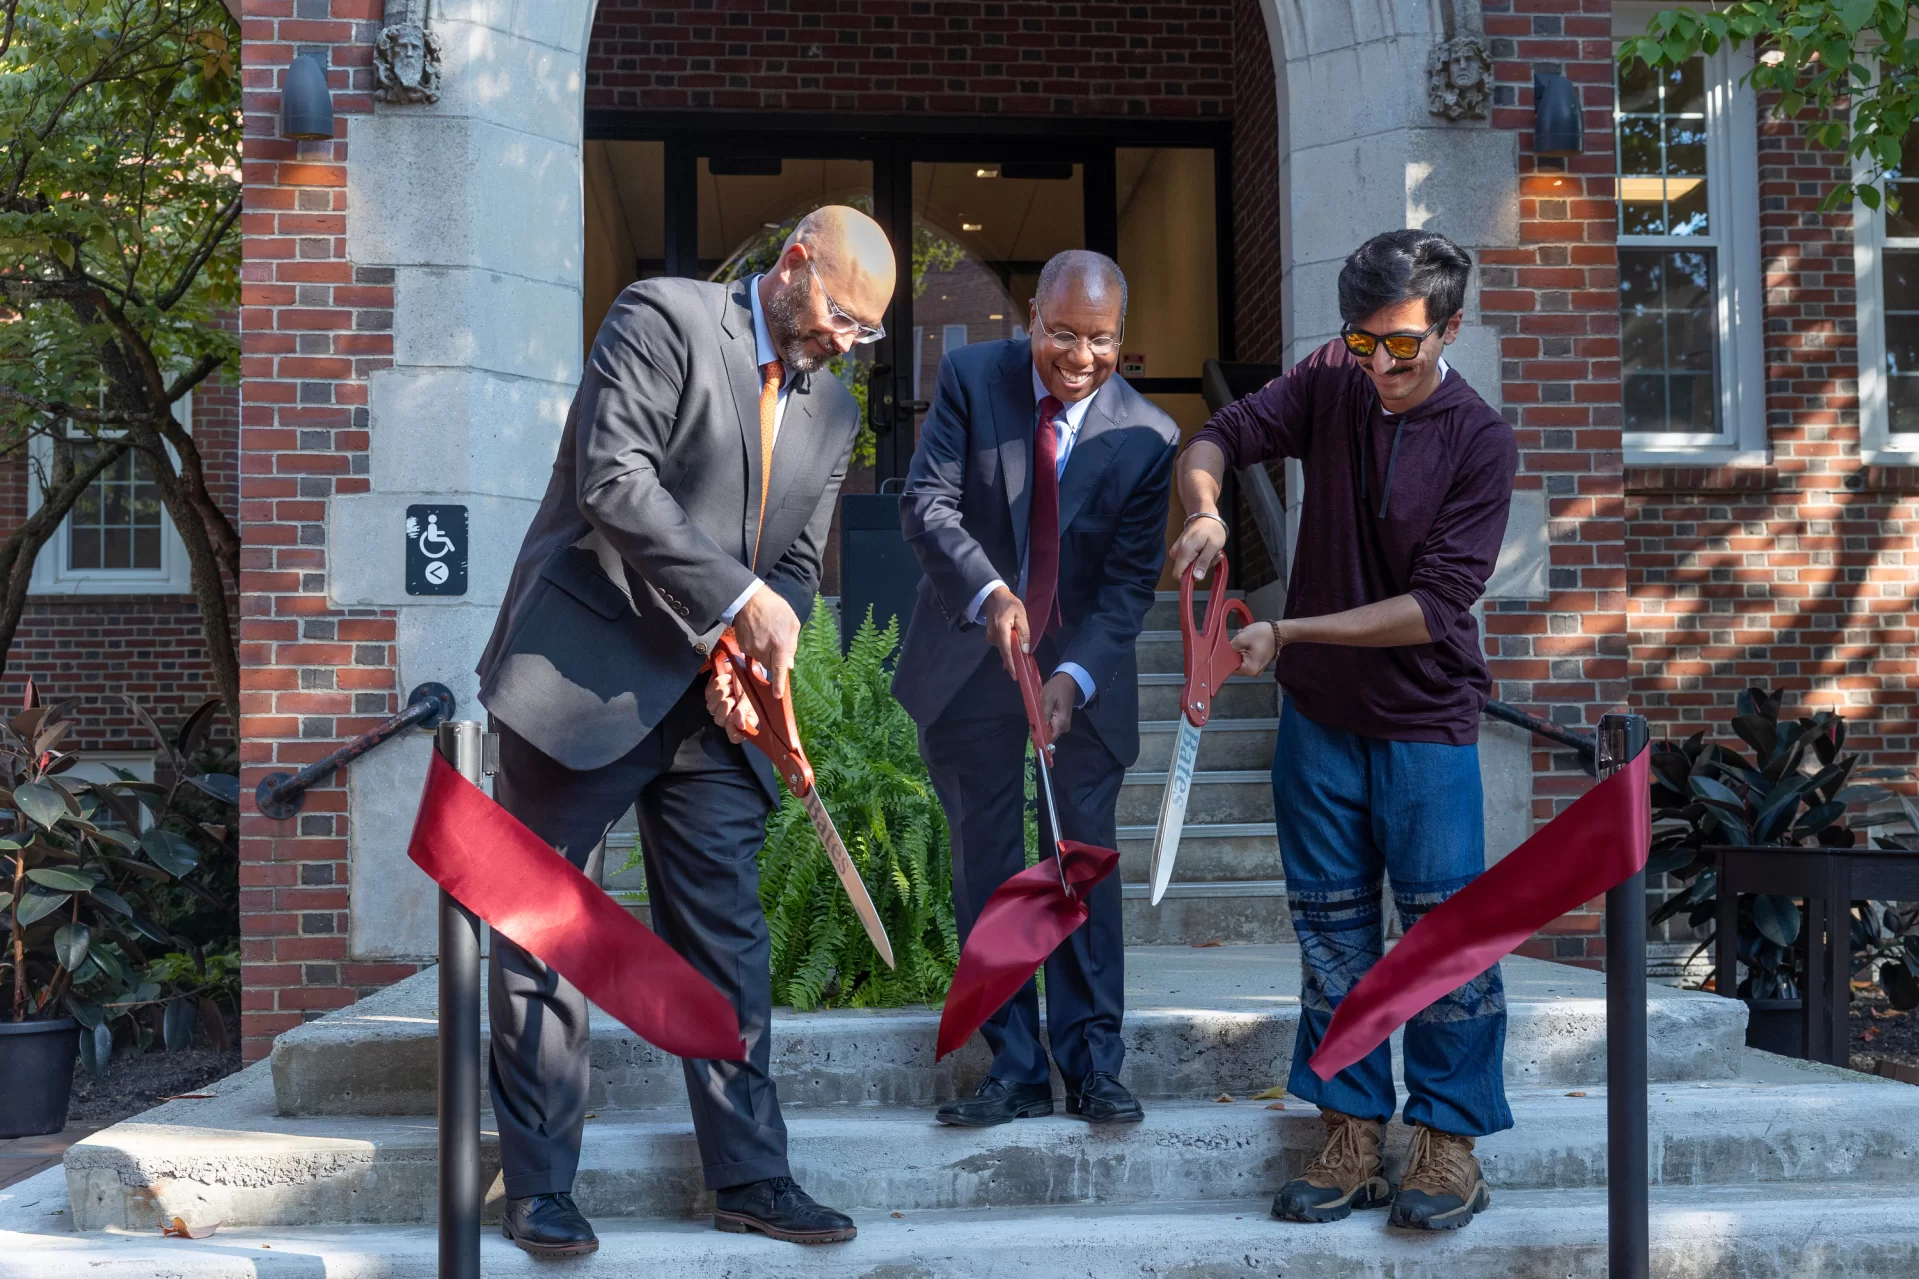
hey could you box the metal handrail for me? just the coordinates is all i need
[254,683,456,819]
[1483,698,1597,772]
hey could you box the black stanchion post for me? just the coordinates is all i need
[435,721,485,1279]
[1599,711,1651,1279]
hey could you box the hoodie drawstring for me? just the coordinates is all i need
[1359,415,1408,520]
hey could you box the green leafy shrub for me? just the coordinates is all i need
[2,686,238,1069]
[760,604,960,1009]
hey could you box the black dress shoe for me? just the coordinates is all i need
[936,1076,1055,1127]
[713,1176,856,1244]
[1064,1071,1144,1123]
[501,1192,599,1258]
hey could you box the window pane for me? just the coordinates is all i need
[1620,181,1667,235]
[1665,59,1706,114]
[1667,178,1709,236]
[62,439,166,573]
[133,524,160,568]
[103,527,130,567]
[1888,184,1919,239]
[1618,117,1662,174]
[1885,248,1919,309]
[1883,313,1919,377]
[1664,118,1707,175]
[1619,247,1720,435]
[1618,57,1660,113]
[69,526,100,570]
[1889,367,1919,434]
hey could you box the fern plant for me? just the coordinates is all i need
[759,603,961,1010]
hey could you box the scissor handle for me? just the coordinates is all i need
[714,629,816,795]
[1178,555,1254,729]
[1013,647,1053,763]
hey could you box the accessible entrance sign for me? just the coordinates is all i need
[406,504,468,596]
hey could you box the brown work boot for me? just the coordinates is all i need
[1389,1123,1491,1231]
[1271,1109,1391,1222]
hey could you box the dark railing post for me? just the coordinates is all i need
[1598,712,1651,1279]
[435,720,485,1279]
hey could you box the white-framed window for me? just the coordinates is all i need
[1852,93,1919,460]
[26,394,194,595]
[1614,6,1766,464]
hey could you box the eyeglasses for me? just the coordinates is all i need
[808,262,886,344]
[1340,316,1446,361]
[1032,307,1123,358]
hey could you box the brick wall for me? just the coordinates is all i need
[586,0,1234,117]
[1484,0,1627,968]
[0,360,240,751]
[238,0,416,1062]
[1627,93,1919,780]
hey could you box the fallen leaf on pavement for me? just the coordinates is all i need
[1250,1086,1287,1100]
[161,1217,220,1239]
[1215,1093,1234,1103]
[891,1212,903,1218]
[1265,1102,1286,1110]
[1190,938,1223,948]
[1566,1091,1587,1098]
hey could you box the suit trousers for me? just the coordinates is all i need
[487,680,789,1197]
[918,647,1127,1086]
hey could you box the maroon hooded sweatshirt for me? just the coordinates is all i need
[1189,339,1517,745]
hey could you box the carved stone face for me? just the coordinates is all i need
[389,28,425,86]
[1450,56,1482,88]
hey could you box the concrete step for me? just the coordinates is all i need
[1117,822,1283,882]
[1137,671,1276,719]
[268,946,1748,1118]
[1119,768,1272,826]
[63,1056,1919,1230]
[1143,588,1243,631]
[20,1175,1919,1276]
[1123,880,1293,945]
[1135,718,1278,770]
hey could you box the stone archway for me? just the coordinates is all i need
[328,1,603,961]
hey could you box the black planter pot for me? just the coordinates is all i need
[1744,997,1805,1058]
[0,1017,80,1137]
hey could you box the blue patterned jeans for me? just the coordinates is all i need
[1273,697,1513,1137]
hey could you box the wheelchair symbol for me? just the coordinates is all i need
[417,514,455,559]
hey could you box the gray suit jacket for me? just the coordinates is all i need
[476,276,859,792]
[893,339,1178,766]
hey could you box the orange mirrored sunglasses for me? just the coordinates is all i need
[1341,317,1444,361]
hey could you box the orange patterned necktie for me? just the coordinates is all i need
[753,360,782,569]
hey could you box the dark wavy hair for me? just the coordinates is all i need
[1337,230,1472,327]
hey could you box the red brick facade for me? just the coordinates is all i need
[1484,0,1626,965]
[1627,95,1919,778]
[585,0,1234,117]
[237,0,415,1060]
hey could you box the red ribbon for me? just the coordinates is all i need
[936,839,1119,1060]
[407,751,746,1062]
[1308,747,1650,1081]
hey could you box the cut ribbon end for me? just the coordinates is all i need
[934,839,1118,1061]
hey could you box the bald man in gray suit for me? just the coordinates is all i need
[475,207,896,1256]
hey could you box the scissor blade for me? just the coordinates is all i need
[1148,718,1203,905]
[802,787,896,969]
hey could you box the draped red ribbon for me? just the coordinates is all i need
[936,839,1120,1060]
[1308,748,1650,1081]
[407,751,746,1062]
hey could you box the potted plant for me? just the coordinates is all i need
[1,684,235,1136]
[1646,687,1907,1055]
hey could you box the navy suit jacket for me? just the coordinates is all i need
[893,338,1178,767]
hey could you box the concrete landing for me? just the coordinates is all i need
[9,1169,1919,1278]
[62,1050,1919,1230]
[269,945,1750,1115]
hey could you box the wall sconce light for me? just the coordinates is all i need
[1533,71,1584,157]
[281,53,336,141]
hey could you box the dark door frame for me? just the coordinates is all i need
[585,110,1237,481]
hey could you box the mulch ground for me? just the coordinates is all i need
[1850,979,1919,1079]
[64,1034,241,1126]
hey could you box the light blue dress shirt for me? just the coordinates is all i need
[966,366,1099,705]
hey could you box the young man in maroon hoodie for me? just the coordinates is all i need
[1172,229,1518,1233]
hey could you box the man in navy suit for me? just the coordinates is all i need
[895,250,1178,1127]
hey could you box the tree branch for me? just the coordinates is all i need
[156,194,240,313]
[165,354,223,404]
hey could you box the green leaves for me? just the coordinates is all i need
[139,827,200,877]
[13,780,68,829]
[25,865,94,892]
[13,886,70,926]
[54,922,90,971]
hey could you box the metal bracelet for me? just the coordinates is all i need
[1267,618,1282,649]
[1182,510,1230,533]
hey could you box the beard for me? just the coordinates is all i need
[762,281,833,373]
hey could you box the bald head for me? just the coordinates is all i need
[759,204,898,371]
[1035,249,1127,326]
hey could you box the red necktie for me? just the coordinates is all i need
[1025,395,1063,639]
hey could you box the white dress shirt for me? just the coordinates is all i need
[720,274,798,624]
[965,367,1099,705]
